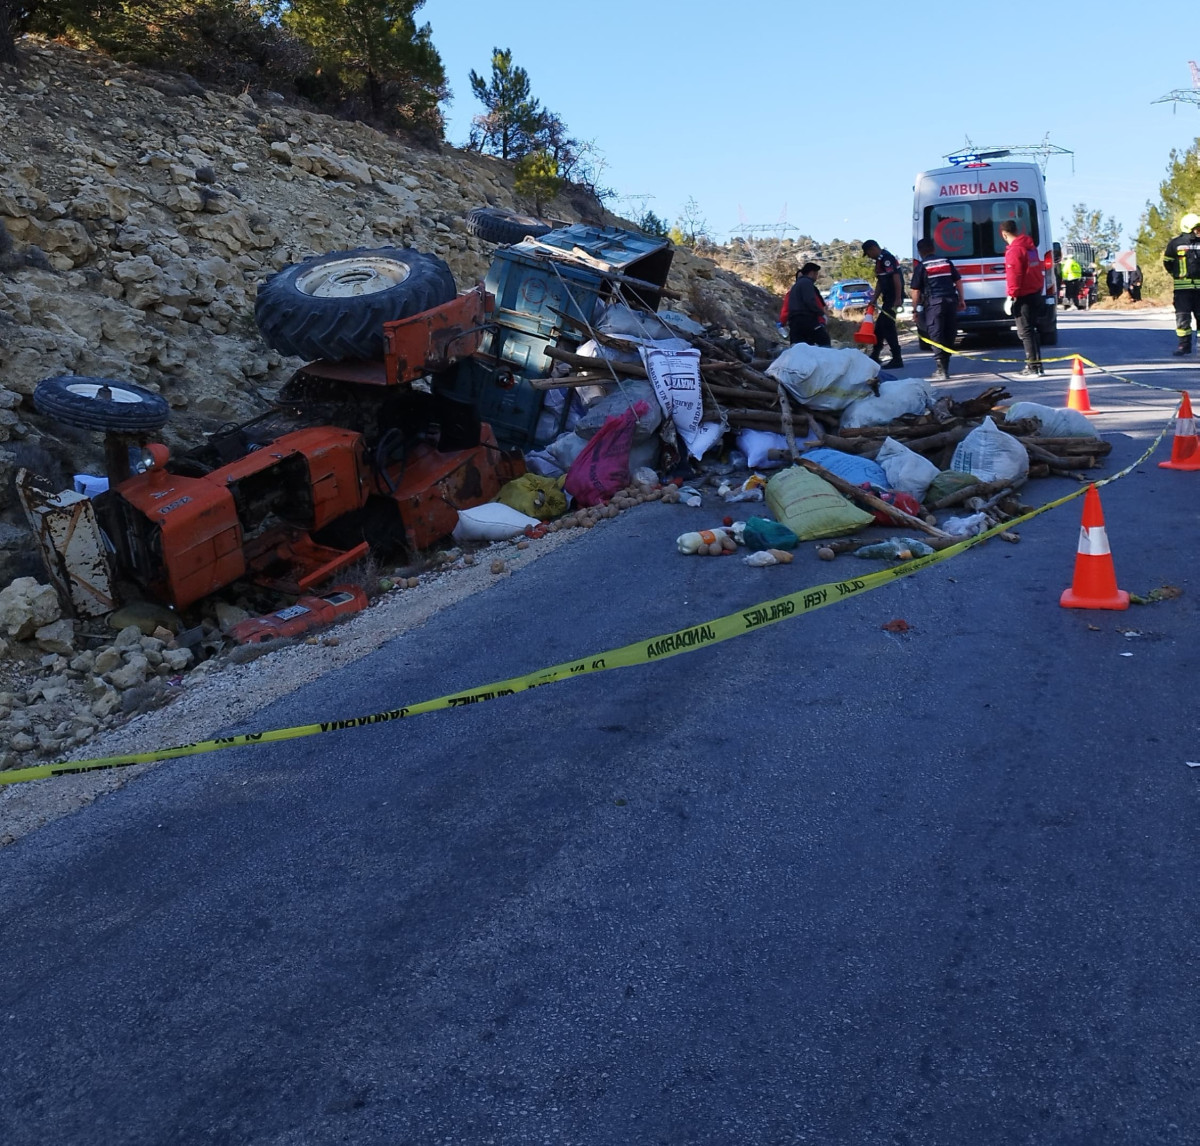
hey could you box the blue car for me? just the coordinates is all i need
[825,279,874,314]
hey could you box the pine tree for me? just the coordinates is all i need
[1061,203,1122,259]
[282,0,446,128]
[514,150,562,216]
[467,47,544,160]
[1136,138,1200,299]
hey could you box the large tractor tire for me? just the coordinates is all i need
[466,206,552,245]
[33,376,170,433]
[254,247,457,362]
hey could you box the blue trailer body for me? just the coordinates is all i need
[440,224,673,450]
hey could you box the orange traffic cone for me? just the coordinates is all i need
[1158,391,1200,471]
[1060,485,1129,611]
[1066,355,1094,414]
[853,305,877,346]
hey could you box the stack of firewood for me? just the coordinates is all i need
[533,322,1111,480]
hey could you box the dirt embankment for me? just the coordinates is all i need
[0,38,779,585]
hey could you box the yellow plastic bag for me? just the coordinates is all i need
[765,466,874,540]
[495,473,568,521]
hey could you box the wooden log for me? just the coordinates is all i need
[522,241,683,299]
[543,345,646,377]
[1020,436,1112,456]
[797,457,956,542]
[703,383,779,406]
[928,477,1018,511]
[775,435,880,458]
[949,385,1011,418]
[900,424,973,455]
[529,372,616,391]
[1024,441,1098,471]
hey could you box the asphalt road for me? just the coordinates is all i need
[3,308,1199,1146]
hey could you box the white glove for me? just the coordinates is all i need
[1003,297,1014,316]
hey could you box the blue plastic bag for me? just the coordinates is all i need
[801,448,890,489]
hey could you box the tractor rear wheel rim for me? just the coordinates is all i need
[65,382,145,404]
[295,257,412,298]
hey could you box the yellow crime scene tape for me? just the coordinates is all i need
[919,334,1189,395]
[0,393,1177,788]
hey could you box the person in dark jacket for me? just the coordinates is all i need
[1001,220,1046,377]
[861,240,903,366]
[1106,266,1124,299]
[1128,266,1143,302]
[910,238,964,381]
[779,262,830,346]
[1164,213,1200,355]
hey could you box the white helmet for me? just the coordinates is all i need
[1182,212,1200,232]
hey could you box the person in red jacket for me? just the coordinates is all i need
[1000,220,1046,377]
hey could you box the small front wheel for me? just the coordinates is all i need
[33,376,170,433]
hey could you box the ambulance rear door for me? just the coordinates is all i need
[912,162,1054,335]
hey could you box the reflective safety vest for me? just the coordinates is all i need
[1061,258,1082,281]
[1164,233,1200,290]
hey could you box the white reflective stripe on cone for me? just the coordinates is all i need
[1077,525,1111,556]
[1176,418,1196,437]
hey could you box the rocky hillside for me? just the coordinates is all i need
[0,39,779,585]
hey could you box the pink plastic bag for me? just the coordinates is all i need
[564,400,649,507]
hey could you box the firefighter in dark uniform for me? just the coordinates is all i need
[861,239,903,367]
[910,237,964,381]
[1164,212,1200,356]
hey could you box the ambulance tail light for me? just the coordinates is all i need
[1044,251,1054,270]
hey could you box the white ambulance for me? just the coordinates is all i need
[912,160,1057,344]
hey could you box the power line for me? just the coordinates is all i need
[1152,60,1200,110]
[944,134,1074,174]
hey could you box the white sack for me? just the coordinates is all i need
[1005,401,1095,438]
[656,309,706,336]
[840,378,933,429]
[453,503,541,543]
[874,436,940,501]
[596,302,679,342]
[737,428,789,470]
[680,420,723,459]
[640,345,703,436]
[546,431,588,470]
[765,343,880,412]
[575,380,663,441]
[950,417,1030,484]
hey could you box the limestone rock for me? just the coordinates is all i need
[91,688,121,719]
[214,601,250,634]
[93,646,122,674]
[0,578,62,640]
[34,618,76,655]
[113,624,144,648]
[69,182,129,221]
[107,653,149,689]
[162,647,193,672]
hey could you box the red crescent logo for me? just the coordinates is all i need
[934,216,966,252]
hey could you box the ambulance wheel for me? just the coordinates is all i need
[466,206,552,245]
[32,375,170,433]
[254,247,456,362]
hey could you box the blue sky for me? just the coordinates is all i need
[427,0,1197,254]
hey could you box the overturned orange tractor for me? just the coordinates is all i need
[17,226,675,618]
